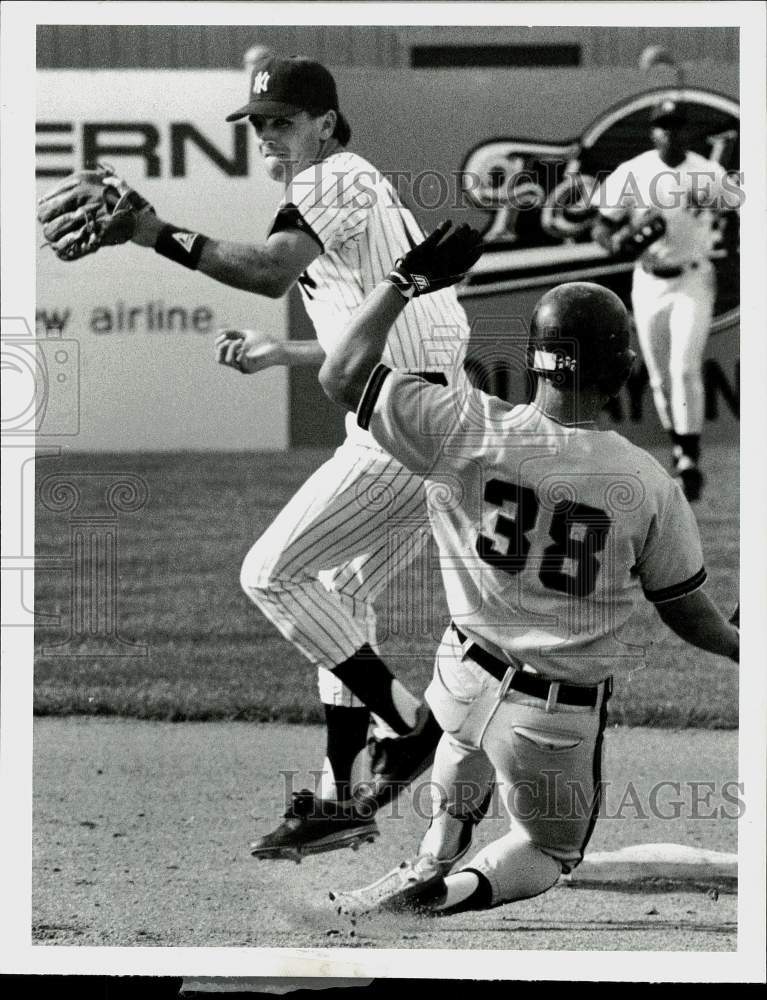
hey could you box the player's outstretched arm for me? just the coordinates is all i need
[38,166,320,298]
[215,328,325,375]
[320,221,483,410]
[188,227,320,298]
[319,284,408,409]
[130,207,320,297]
[655,589,739,663]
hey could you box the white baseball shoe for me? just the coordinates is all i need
[329,853,446,915]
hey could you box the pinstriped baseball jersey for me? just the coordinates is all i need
[357,368,706,684]
[273,151,470,372]
[241,149,474,695]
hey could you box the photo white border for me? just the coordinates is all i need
[2,0,765,984]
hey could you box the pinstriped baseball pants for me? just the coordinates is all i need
[240,439,432,707]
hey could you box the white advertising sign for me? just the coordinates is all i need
[35,71,288,450]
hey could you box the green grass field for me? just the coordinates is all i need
[34,443,739,727]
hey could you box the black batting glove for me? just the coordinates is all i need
[387,221,484,300]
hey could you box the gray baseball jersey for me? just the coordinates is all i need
[358,368,706,684]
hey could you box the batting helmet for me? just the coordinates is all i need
[528,282,636,394]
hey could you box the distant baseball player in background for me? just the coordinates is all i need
[316,232,739,914]
[592,100,739,502]
[37,52,475,859]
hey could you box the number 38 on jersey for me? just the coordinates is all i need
[476,478,612,598]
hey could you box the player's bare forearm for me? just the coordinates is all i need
[133,212,319,298]
[282,340,326,366]
[197,239,296,297]
[655,589,739,662]
[319,284,407,410]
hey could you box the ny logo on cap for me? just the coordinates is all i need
[252,70,270,95]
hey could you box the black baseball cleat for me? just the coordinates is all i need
[673,456,704,502]
[355,703,442,811]
[249,789,379,863]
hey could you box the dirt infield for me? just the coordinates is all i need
[33,719,737,953]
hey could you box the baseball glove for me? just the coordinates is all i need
[37,163,154,262]
[610,209,667,260]
[387,221,484,299]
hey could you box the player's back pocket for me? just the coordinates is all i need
[512,725,583,753]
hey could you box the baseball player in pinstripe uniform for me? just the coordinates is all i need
[217,57,469,858]
[593,100,740,502]
[38,53,475,858]
[206,54,475,857]
[316,235,739,914]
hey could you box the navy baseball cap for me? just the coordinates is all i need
[226,55,342,121]
[650,99,687,127]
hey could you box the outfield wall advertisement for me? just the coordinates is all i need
[35,71,288,451]
[34,65,739,450]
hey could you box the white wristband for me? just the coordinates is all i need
[385,273,416,301]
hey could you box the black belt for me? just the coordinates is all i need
[414,371,449,386]
[451,624,603,708]
[648,261,700,279]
